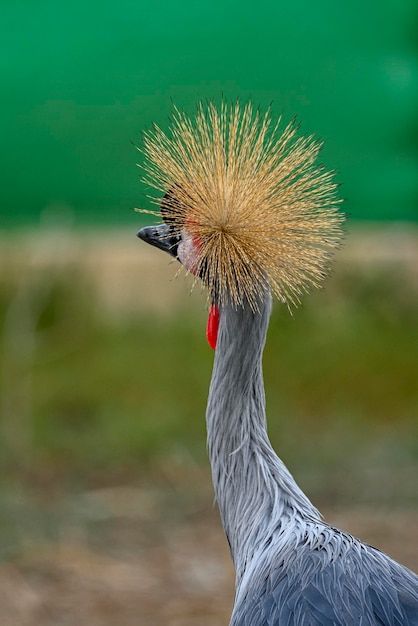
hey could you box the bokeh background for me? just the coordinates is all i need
[1,1,417,624]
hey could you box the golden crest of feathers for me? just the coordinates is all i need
[138,101,345,310]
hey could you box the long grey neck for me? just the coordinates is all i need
[206,293,320,579]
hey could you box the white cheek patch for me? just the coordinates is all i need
[177,228,201,276]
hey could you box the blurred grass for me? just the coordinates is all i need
[0,226,417,509]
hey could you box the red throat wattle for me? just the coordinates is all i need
[206,304,220,350]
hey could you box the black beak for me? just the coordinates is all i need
[137,224,180,258]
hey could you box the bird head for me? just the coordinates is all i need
[136,101,345,349]
[137,186,221,348]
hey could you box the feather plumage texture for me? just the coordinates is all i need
[139,101,344,310]
[208,296,418,625]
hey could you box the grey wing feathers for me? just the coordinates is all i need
[232,541,418,625]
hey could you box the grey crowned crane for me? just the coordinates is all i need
[136,101,418,625]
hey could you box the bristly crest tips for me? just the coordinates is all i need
[137,100,345,311]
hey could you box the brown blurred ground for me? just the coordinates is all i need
[0,489,417,626]
[0,472,417,626]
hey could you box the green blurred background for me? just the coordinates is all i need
[1,0,418,227]
[0,2,417,622]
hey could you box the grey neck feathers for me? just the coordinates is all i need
[206,293,320,579]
